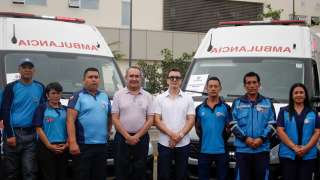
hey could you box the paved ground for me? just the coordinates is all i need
[149,126,160,180]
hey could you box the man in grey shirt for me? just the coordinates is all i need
[112,66,154,180]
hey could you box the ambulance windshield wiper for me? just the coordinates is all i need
[62,92,74,99]
[226,94,242,98]
[183,90,208,96]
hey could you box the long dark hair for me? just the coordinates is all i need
[288,83,310,119]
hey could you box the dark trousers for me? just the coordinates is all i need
[157,143,190,180]
[235,152,269,180]
[3,129,37,180]
[198,153,228,180]
[37,142,68,180]
[72,144,107,180]
[114,132,149,180]
[280,157,316,180]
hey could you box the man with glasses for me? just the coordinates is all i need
[154,68,195,180]
[1,58,45,180]
[112,66,154,180]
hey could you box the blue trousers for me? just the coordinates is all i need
[72,144,107,180]
[198,153,228,180]
[235,152,269,180]
[157,143,190,180]
[280,157,316,180]
[114,132,149,180]
[3,128,37,180]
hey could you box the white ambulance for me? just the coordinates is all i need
[0,12,153,178]
[182,20,320,178]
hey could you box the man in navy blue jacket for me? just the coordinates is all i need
[230,72,276,180]
[1,58,45,180]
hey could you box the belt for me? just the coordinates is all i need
[13,126,35,132]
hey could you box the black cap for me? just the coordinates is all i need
[19,58,34,68]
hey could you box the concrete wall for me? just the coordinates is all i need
[99,27,205,61]
[0,0,163,30]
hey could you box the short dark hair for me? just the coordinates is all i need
[125,66,143,78]
[45,82,63,94]
[167,68,181,76]
[83,67,100,79]
[243,72,260,84]
[206,76,221,86]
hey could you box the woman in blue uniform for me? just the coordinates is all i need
[32,82,68,180]
[277,83,320,180]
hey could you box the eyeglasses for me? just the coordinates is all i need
[168,76,182,81]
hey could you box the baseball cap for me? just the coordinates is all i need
[19,58,34,67]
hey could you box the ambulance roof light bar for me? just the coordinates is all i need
[0,12,85,24]
[219,20,306,26]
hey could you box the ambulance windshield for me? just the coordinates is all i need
[4,52,124,98]
[183,58,307,102]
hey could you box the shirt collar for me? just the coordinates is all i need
[124,87,143,95]
[164,89,183,97]
[240,93,264,104]
[82,88,101,95]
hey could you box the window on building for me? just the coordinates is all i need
[122,0,130,26]
[81,0,99,9]
[68,0,99,9]
[14,0,47,5]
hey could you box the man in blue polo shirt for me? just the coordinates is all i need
[67,67,111,180]
[1,58,45,180]
[195,76,231,180]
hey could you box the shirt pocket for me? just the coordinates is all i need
[236,109,249,127]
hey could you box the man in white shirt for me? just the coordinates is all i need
[154,68,195,180]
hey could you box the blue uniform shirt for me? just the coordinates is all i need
[68,89,111,144]
[231,94,276,153]
[0,89,3,119]
[1,80,45,137]
[196,98,231,154]
[33,103,67,143]
[0,89,3,109]
[277,106,320,160]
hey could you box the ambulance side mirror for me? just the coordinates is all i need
[311,96,320,112]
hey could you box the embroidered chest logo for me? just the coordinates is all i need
[216,112,225,117]
[45,117,55,123]
[101,101,108,109]
[256,105,269,112]
[304,118,310,124]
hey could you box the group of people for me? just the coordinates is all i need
[0,59,319,180]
